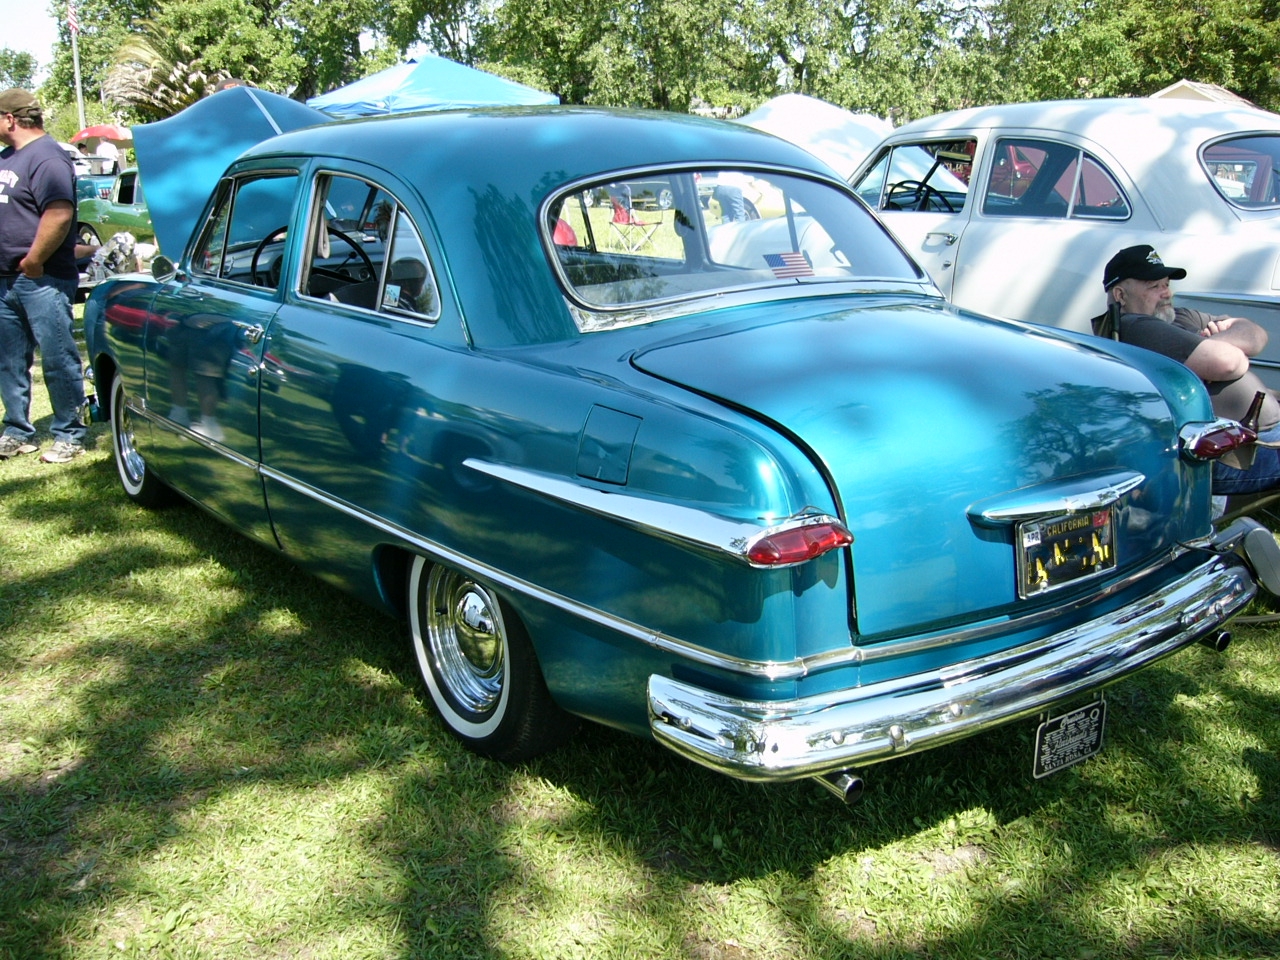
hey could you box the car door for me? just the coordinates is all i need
[852,138,977,299]
[253,168,466,593]
[947,135,1157,330]
[143,167,304,544]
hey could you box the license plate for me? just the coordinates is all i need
[1017,507,1115,598]
[1033,698,1106,778]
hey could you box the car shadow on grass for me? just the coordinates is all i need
[3,452,1280,957]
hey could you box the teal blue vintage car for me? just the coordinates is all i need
[84,92,1280,801]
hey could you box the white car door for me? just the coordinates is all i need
[948,135,1161,331]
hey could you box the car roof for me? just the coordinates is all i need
[889,97,1280,139]
[236,107,848,348]
[241,105,840,187]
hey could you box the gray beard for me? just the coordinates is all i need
[1155,303,1175,322]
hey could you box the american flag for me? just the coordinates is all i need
[763,251,813,278]
[67,0,79,34]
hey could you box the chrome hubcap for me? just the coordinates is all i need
[113,382,146,487]
[426,568,505,715]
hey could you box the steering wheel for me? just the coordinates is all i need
[251,224,375,288]
[885,179,955,213]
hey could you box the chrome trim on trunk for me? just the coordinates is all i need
[648,552,1255,781]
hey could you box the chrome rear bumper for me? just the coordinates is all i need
[648,547,1258,782]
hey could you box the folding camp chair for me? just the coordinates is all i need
[607,188,660,252]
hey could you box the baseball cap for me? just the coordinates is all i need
[1102,244,1187,290]
[0,89,41,119]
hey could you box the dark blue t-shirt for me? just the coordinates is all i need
[0,133,77,279]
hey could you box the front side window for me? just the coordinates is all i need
[1203,135,1280,208]
[189,171,302,290]
[983,138,1129,220]
[546,168,924,326]
[301,173,440,322]
[852,141,974,213]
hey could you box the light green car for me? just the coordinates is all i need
[76,167,153,248]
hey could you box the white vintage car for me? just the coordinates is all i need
[849,98,1280,384]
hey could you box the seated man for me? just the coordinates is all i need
[1097,244,1280,496]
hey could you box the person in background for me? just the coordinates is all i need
[0,88,88,463]
[94,137,119,174]
[1097,244,1280,496]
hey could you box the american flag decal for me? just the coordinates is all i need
[763,251,813,278]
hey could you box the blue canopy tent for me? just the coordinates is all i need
[307,56,559,118]
[133,87,329,257]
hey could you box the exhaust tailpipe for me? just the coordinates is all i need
[816,771,865,804]
[1199,629,1231,652]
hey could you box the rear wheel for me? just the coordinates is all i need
[407,556,575,761]
[77,223,100,246]
[110,371,173,507]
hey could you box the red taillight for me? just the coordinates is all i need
[1180,420,1256,461]
[745,518,854,566]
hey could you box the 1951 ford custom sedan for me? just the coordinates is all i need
[84,91,1280,801]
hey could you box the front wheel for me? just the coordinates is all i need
[110,371,173,507]
[407,557,575,761]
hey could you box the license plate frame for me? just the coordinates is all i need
[1017,507,1116,598]
[1033,697,1107,779]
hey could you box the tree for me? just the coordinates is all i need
[0,48,38,90]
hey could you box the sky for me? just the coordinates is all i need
[10,4,61,83]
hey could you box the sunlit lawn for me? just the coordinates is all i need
[3,361,1280,959]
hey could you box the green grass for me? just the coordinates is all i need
[3,365,1280,958]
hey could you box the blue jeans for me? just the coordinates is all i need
[0,274,87,444]
[1213,426,1280,495]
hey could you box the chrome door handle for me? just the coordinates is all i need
[926,231,958,245]
[235,322,266,344]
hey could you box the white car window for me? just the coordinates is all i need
[1203,135,1280,208]
[983,138,1129,220]
[853,141,973,214]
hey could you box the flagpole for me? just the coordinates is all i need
[69,1,85,129]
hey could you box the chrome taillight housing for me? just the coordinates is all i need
[1179,419,1256,461]
[744,514,854,567]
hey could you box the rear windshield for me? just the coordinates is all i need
[545,168,923,328]
[1202,135,1280,208]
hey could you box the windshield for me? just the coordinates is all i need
[545,168,923,328]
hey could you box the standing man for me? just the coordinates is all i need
[1098,244,1280,495]
[0,88,88,463]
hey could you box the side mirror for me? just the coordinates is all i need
[151,255,179,283]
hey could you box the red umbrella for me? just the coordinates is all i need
[70,124,133,149]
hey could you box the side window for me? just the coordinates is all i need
[852,151,889,206]
[983,138,1128,219]
[1071,155,1129,218]
[1203,135,1280,208]
[302,173,440,322]
[189,171,301,289]
[117,173,136,205]
[872,141,973,213]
